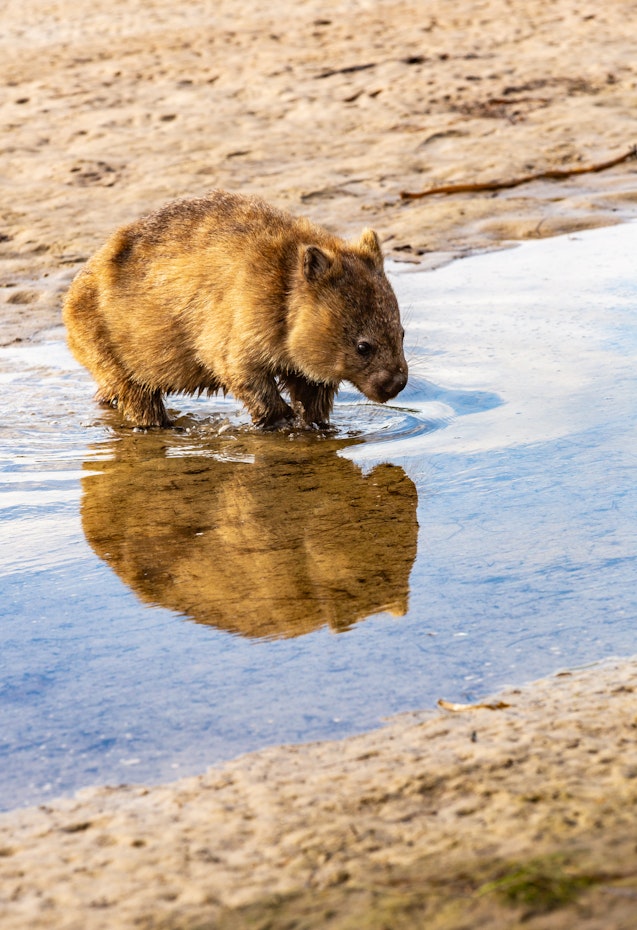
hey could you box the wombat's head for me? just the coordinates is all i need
[288,229,408,403]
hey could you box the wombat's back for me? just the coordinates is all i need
[64,192,330,389]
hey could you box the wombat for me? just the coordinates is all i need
[63,190,408,428]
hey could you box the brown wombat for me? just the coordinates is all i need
[63,190,407,428]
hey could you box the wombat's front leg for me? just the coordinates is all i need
[232,374,295,429]
[282,373,335,428]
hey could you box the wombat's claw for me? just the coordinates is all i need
[258,416,294,431]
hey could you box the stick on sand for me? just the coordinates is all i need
[399,146,637,201]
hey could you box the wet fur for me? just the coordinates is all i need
[63,190,408,428]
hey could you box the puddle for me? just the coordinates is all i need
[1,222,637,810]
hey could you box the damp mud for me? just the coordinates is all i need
[2,223,637,813]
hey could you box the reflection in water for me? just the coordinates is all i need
[80,427,418,639]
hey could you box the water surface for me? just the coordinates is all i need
[1,223,636,810]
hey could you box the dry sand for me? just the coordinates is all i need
[2,0,637,345]
[2,0,637,926]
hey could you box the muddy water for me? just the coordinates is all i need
[1,223,636,810]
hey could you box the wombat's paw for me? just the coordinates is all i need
[94,388,118,408]
[258,415,295,431]
[131,421,175,432]
[255,406,295,430]
[301,417,331,431]
[134,414,175,429]
[127,414,175,430]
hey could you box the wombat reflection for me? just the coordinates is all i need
[63,190,408,428]
[80,434,418,638]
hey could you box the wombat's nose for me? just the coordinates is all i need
[381,369,408,399]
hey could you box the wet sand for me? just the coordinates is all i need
[2,0,637,926]
[1,659,636,928]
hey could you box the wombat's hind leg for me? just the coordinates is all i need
[282,373,335,428]
[117,382,173,428]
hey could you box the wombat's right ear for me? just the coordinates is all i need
[356,229,384,270]
[303,245,333,281]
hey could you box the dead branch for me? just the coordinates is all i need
[399,146,637,201]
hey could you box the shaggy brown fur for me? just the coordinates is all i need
[63,190,408,428]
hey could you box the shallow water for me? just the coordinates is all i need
[1,223,636,811]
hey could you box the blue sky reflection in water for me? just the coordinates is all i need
[1,223,636,810]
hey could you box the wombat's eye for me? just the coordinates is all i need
[357,341,373,357]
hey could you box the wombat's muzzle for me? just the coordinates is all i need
[368,368,408,403]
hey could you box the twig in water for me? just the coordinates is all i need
[400,146,637,201]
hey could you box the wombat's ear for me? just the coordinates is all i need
[303,245,333,281]
[356,228,384,270]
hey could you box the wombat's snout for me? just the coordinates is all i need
[369,367,408,403]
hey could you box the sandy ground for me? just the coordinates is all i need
[2,0,637,346]
[1,659,637,929]
[2,0,637,926]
